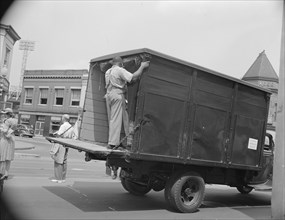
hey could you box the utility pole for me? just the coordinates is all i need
[18,40,35,98]
[271,1,285,219]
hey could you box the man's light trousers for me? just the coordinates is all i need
[105,91,129,146]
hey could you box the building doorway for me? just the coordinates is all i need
[35,121,45,135]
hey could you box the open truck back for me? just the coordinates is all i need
[47,48,273,213]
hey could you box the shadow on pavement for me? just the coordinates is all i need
[43,181,271,214]
[233,206,271,220]
[201,188,271,219]
[0,195,19,220]
[202,190,271,208]
[43,181,166,212]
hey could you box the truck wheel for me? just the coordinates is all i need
[164,172,205,213]
[122,179,151,196]
[236,185,253,194]
[151,180,165,192]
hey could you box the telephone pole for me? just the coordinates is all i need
[271,1,285,219]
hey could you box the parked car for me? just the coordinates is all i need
[14,124,35,138]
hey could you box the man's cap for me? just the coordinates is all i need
[62,114,70,120]
[112,56,123,64]
[1,108,13,114]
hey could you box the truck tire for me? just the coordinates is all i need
[121,178,151,196]
[236,185,253,194]
[164,172,205,213]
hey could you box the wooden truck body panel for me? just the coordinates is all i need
[79,48,270,171]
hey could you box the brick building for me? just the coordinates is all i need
[19,69,88,136]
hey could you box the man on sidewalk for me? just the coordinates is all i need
[50,114,73,183]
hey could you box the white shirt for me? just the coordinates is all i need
[56,121,73,138]
[105,66,133,93]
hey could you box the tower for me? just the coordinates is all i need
[242,50,279,128]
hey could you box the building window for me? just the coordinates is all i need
[37,115,45,121]
[20,114,30,124]
[70,89,81,106]
[24,88,33,104]
[39,88,48,105]
[50,116,61,134]
[4,47,11,66]
[54,88,64,105]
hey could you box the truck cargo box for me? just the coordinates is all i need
[77,48,271,171]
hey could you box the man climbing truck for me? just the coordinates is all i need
[47,48,274,213]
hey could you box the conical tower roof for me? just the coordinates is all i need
[242,50,279,83]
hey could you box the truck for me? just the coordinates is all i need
[46,48,274,213]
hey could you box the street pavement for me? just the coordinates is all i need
[2,177,273,220]
[14,138,35,150]
[0,136,275,220]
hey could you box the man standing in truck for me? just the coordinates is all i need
[105,56,149,149]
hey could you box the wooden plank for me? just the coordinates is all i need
[80,128,108,143]
[82,111,107,123]
[236,87,267,107]
[149,56,192,87]
[86,83,105,96]
[84,98,107,114]
[83,112,106,122]
[82,117,108,127]
[80,129,96,143]
[81,123,108,132]
[45,137,124,155]
[85,91,106,101]
[89,70,105,83]
[196,76,233,98]
[142,76,189,101]
[195,90,232,111]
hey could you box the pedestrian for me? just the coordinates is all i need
[0,108,18,180]
[105,56,149,149]
[50,114,73,183]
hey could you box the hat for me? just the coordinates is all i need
[1,108,13,114]
[112,56,123,65]
[62,114,70,121]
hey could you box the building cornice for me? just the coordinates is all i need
[24,75,82,80]
[0,24,21,42]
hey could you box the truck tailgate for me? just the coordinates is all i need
[46,137,125,156]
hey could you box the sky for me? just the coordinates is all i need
[1,0,283,88]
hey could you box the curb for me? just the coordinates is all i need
[15,152,40,158]
[15,146,35,150]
